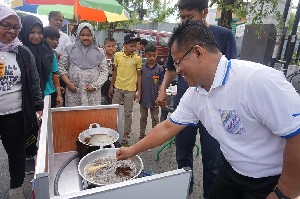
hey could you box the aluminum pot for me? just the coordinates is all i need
[78,123,119,147]
[78,148,143,186]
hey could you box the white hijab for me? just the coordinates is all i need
[0,4,22,52]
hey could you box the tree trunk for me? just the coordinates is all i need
[218,9,232,29]
[218,0,234,29]
[108,23,117,38]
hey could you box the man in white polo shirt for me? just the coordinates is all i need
[117,20,300,199]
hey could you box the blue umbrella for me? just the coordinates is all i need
[13,0,38,13]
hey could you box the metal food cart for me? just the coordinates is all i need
[33,96,191,199]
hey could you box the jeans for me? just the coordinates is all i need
[175,121,222,198]
[209,159,280,199]
[0,111,25,188]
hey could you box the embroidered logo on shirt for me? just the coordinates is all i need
[153,73,159,84]
[219,109,245,134]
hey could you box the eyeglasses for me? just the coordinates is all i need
[0,22,21,32]
[173,43,205,70]
[174,47,193,70]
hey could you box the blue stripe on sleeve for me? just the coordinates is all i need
[222,60,231,85]
[292,113,300,117]
[280,127,300,138]
[168,117,198,126]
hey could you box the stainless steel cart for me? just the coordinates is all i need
[33,96,191,199]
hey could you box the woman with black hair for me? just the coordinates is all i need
[19,15,60,174]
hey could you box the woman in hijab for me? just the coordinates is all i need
[19,15,62,174]
[0,5,43,199]
[19,15,54,95]
[59,22,108,106]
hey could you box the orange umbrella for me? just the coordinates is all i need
[74,0,106,22]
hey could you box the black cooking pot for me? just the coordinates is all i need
[76,123,121,159]
[76,140,122,160]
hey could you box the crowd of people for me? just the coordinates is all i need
[1,0,300,198]
[0,4,165,199]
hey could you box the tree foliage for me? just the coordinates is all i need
[210,0,282,29]
[118,0,176,22]
[89,0,176,31]
[286,12,300,37]
[287,12,295,36]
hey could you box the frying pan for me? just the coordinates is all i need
[78,148,143,186]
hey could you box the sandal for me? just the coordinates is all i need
[120,139,129,147]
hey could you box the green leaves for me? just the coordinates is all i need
[211,0,282,36]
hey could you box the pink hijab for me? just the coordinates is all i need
[0,4,22,52]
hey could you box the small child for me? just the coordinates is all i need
[139,44,164,139]
[136,38,148,57]
[101,37,117,105]
[109,33,142,146]
[44,26,63,107]
[58,22,108,107]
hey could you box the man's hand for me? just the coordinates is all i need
[156,89,167,107]
[116,147,136,160]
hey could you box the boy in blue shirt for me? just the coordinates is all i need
[44,26,63,108]
[139,44,164,139]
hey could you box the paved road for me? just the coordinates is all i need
[0,103,203,199]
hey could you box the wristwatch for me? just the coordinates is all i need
[273,186,291,199]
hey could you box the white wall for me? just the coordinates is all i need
[207,8,218,25]
[246,0,286,25]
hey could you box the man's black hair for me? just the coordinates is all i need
[48,11,63,21]
[145,43,157,53]
[44,26,60,39]
[104,37,116,45]
[178,0,208,12]
[140,39,148,47]
[168,20,219,53]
